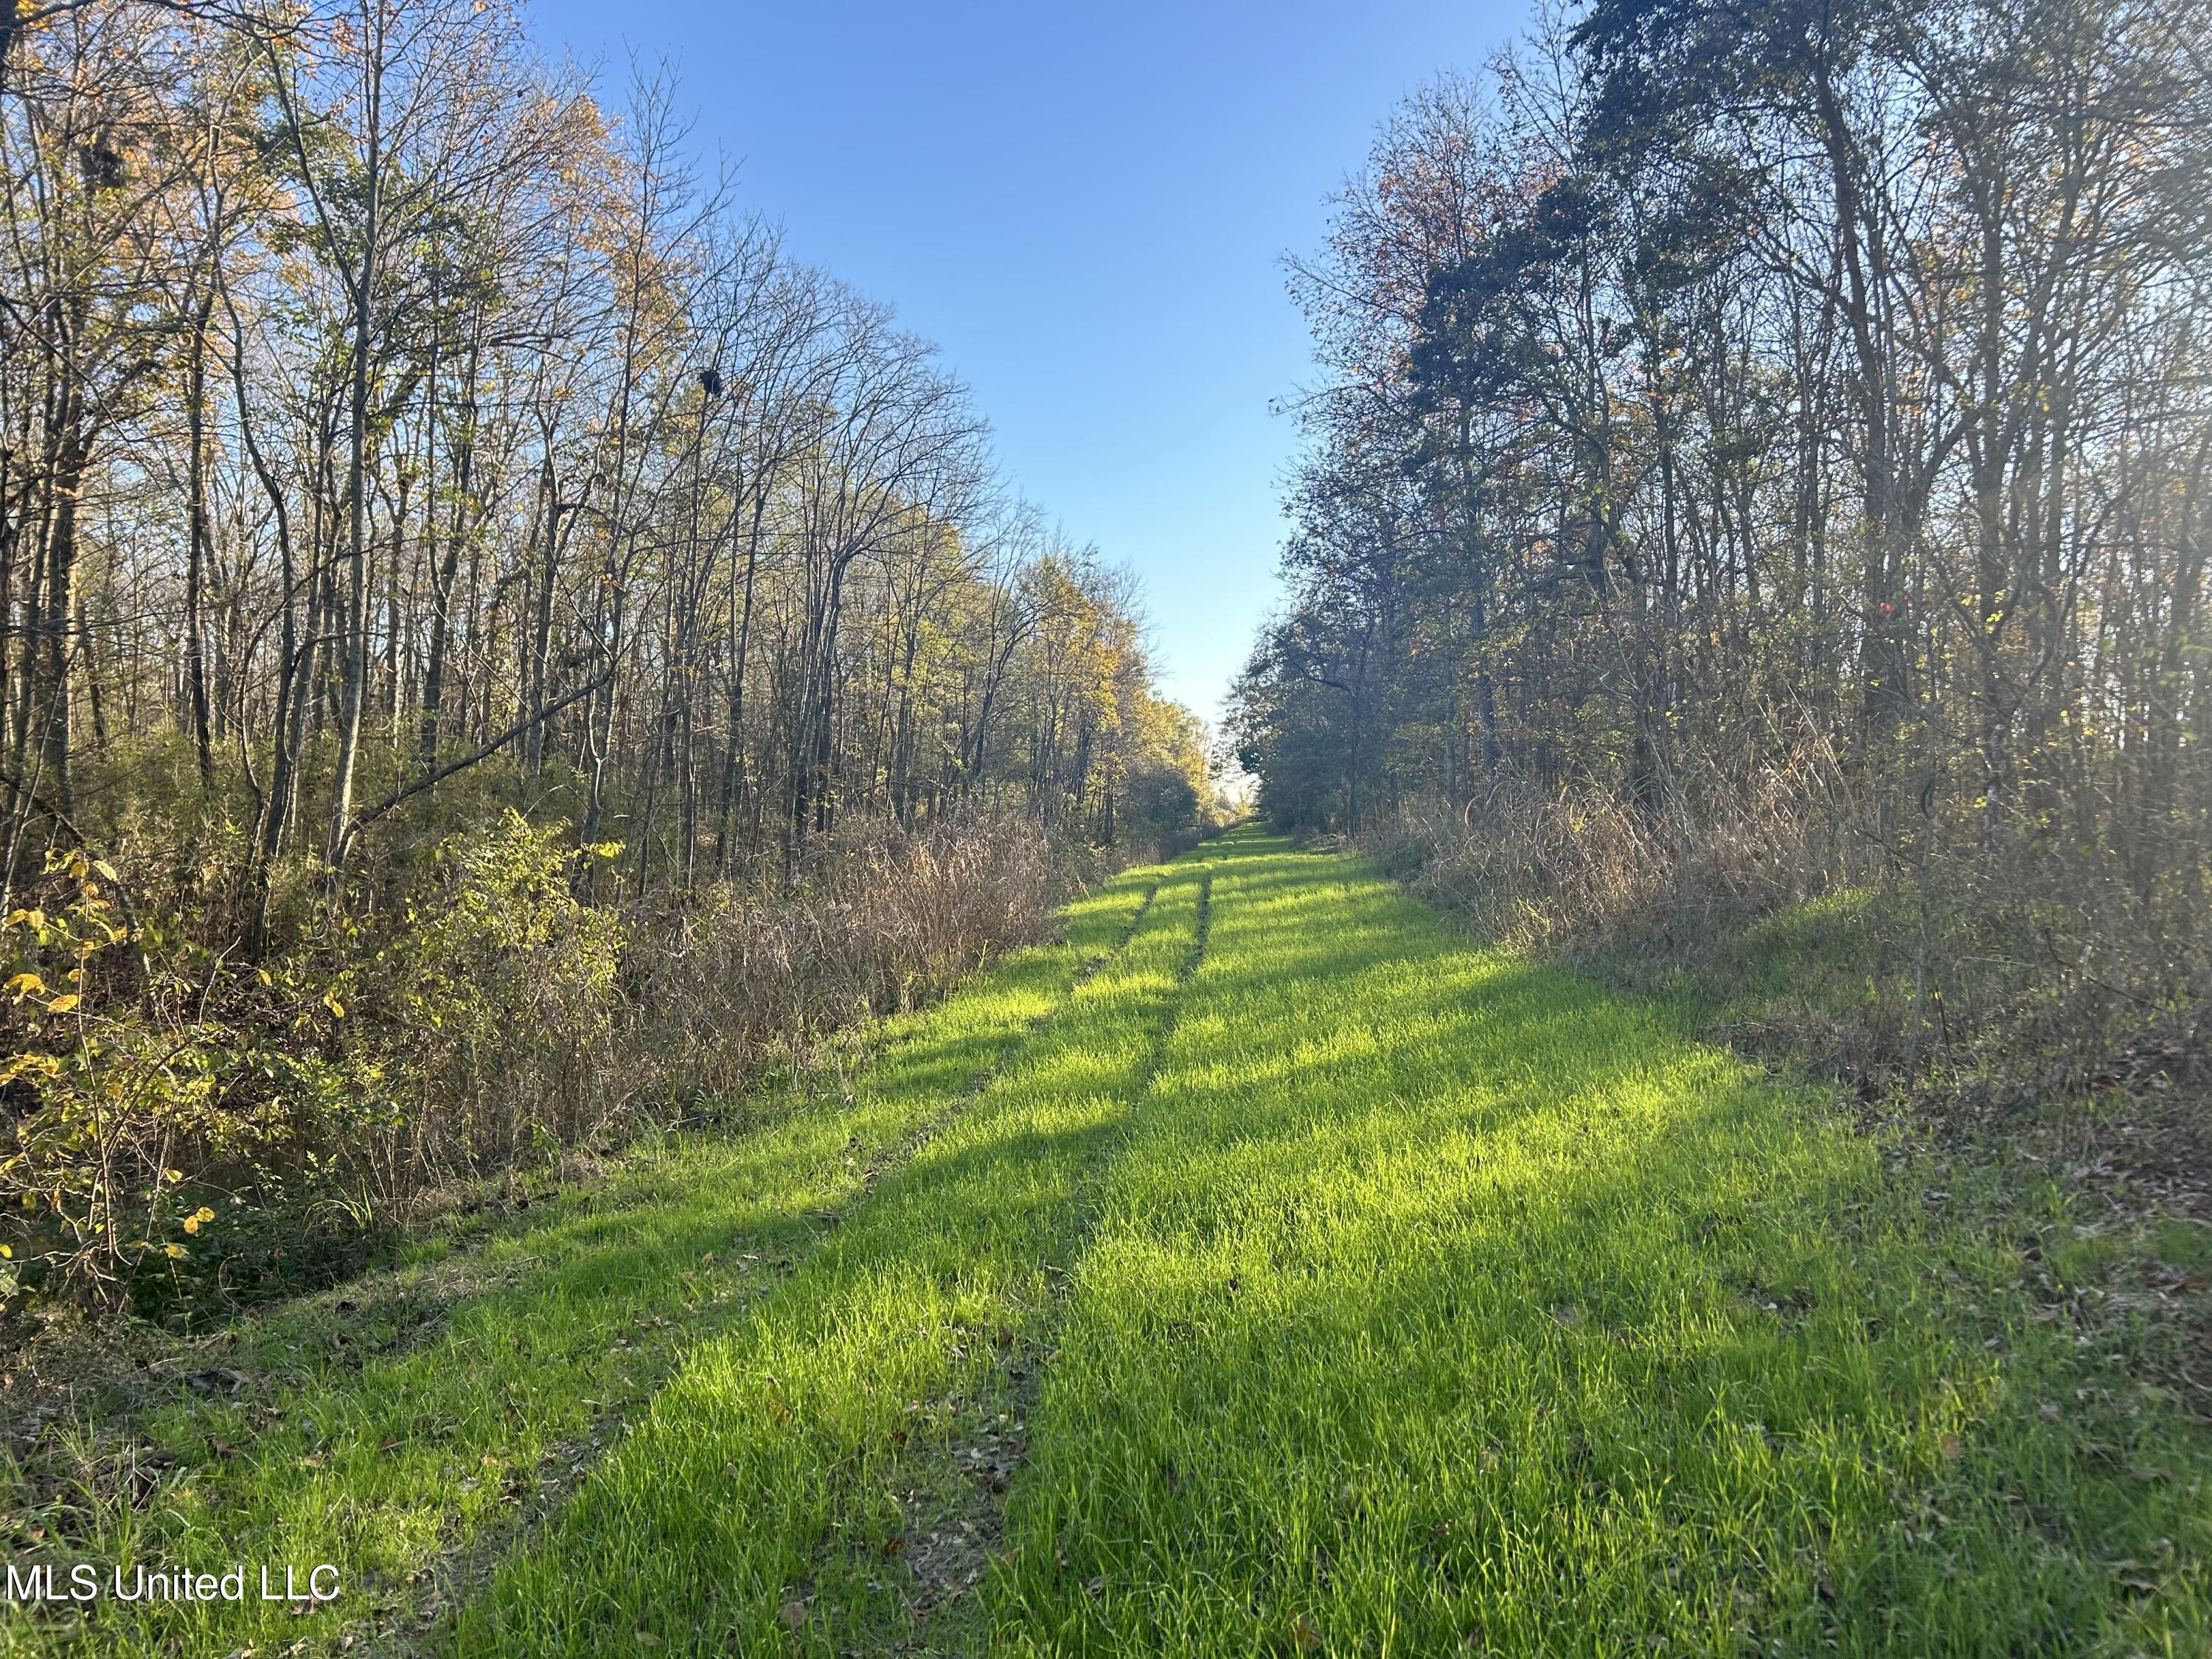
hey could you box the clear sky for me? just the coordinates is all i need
[521,0,1523,721]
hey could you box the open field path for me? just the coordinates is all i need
[0,872,1165,1659]
[982,836,2209,1657]
[7,831,2208,1657]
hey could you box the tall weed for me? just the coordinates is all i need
[0,812,1071,1325]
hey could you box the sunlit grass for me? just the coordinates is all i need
[0,871,1161,1659]
[989,835,2208,1657]
[455,859,1210,1655]
[7,832,2204,1657]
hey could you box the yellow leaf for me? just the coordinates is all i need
[182,1206,216,1234]
[92,860,118,881]
[44,995,80,1015]
[163,1242,187,1259]
[0,1053,60,1085]
[6,973,46,999]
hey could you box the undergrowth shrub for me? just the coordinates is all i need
[358,818,630,1182]
[0,810,1072,1328]
[635,814,1063,1107]
[1365,756,2212,1112]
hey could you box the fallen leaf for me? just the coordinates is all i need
[1938,1433,1962,1462]
[1293,1613,1324,1650]
[778,1599,808,1630]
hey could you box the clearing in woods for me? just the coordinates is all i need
[7,830,2206,1656]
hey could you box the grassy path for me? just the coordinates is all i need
[1,872,1163,1658]
[6,832,2207,1655]
[453,863,1214,1655]
[989,837,2209,1656]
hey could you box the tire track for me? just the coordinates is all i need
[851,868,1216,1655]
[369,880,1171,1656]
[866,876,1163,1191]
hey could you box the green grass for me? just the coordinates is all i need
[1581,877,2110,1083]
[4,832,2205,1656]
[0,872,1161,1658]
[987,838,2208,1657]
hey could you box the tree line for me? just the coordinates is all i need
[0,0,1209,930]
[0,0,1214,1312]
[1234,0,2211,986]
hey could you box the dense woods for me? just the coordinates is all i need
[0,0,1211,1315]
[1234,0,2212,1085]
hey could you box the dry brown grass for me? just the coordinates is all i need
[1363,753,2212,1116]
[0,810,1081,1323]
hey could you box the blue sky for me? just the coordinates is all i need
[523,0,1523,720]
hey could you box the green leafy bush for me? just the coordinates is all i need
[0,812,1071,1326]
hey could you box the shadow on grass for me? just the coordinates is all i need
[1,873,1172,1659]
